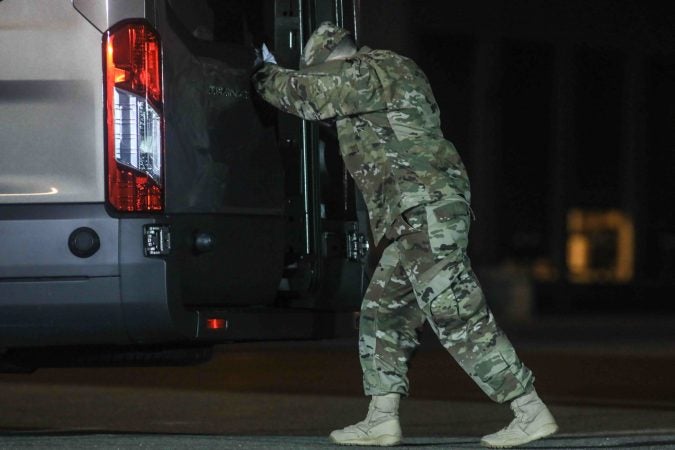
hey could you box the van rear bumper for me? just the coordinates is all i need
[0,203,197,347]
[0,276,126,347]
[0,204,342,349]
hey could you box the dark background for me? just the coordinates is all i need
[359,0,675,316]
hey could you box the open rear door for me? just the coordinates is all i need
[157,0,285,307]
[155,0,367,324]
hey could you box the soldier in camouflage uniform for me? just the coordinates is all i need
[252,23,558,448]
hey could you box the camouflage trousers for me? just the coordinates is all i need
[359,199,533,403]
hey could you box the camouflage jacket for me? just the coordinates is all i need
[252,46,471,245]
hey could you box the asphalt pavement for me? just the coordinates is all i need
[1,432,675,449]
[0,316,674,449]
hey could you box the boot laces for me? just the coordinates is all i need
[503,398,542,432]
[496,403,522,432]
[512,402,528,426]
[350,398,396,430]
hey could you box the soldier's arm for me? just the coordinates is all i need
[252,60,385,121]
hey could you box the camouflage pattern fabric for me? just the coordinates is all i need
[359,200,534,402]
[299,22,352,68]
[252,24,532,404]
[252,32,471,246]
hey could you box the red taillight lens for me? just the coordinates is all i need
[103,20,163,212]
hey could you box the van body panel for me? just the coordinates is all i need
[0,276,126,347]
[72,0,146,33]
[118,217,199,343]
[155,0,287,307]
[0,0,104,204]
[0,204,119,278]
[165,213,286,307]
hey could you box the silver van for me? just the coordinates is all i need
[0,0,368,370]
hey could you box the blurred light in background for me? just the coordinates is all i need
[567,209,634,284]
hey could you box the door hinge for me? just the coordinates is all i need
[144,224,171,257]
[347,228,369,262]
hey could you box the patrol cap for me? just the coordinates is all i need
[300,22,352,68]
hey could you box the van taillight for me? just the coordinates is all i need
[103,20,163,212]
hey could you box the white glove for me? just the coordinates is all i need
[262,43,277,64]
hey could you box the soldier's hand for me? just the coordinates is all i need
[262,43,277,65]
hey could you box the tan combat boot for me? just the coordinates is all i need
[329,393,402,446]
[481,389,558,448]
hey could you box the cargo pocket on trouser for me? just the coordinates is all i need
[423,256,487,337]
[386,204,427,241]
[411,199,478,324]
[425,199,471,260]
[405,199,476,320]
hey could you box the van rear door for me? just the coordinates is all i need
[155,0,286,307]
[155,0,368,313]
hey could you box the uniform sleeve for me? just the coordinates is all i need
[252,59,386,121]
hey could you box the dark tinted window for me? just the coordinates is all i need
[167,0,274,48]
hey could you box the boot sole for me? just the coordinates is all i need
[330,434,402,446]
[480,423,559,448]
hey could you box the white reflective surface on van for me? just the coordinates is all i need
[0,0,143,204]
[0,176,58,197]
[114,88,163,185]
